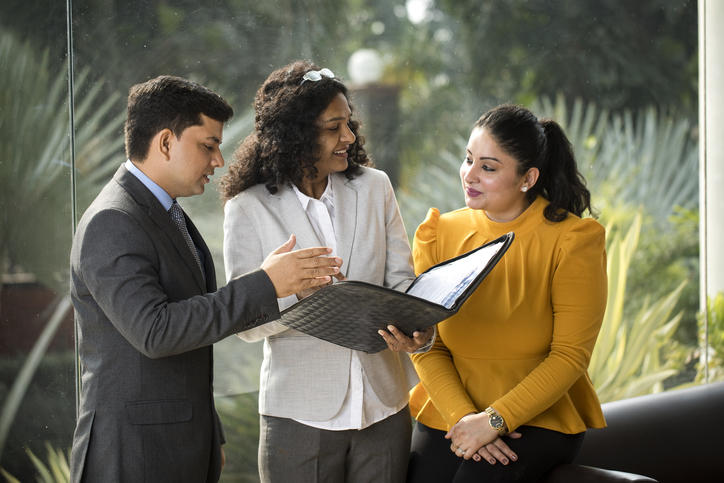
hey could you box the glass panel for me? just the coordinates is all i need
[0,0,703,481]
[0,1,75,479]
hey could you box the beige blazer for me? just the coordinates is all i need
[223,167,419,421]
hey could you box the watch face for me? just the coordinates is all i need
[490,414,504,429]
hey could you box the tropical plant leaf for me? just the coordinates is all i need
[0,30,124,469]
[46,442,70,483]
[534,96,698,228]
[0,466,21,483]
[0,442,70,483]
[0,297,72,457]
[0,30,125,292]
[590,214,687,402]
[698,292,724,382]
[25,446,53,482]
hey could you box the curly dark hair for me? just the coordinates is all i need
[219,60,371,199]
[475,104,593,222]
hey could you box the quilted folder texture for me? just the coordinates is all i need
[279,232,514,353]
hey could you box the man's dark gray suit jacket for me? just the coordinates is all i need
[69,165,280,482]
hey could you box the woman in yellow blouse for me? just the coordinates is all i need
[407,104,607,482]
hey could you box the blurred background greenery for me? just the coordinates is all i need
[0,0,710,481]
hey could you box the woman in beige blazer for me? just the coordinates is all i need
[219,61,433,483]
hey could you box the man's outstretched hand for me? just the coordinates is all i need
[261,235,342,298]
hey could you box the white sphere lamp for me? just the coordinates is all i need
[347,49,384,85]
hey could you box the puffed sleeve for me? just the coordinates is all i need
[492,218,607,431]
[412,208,441,276]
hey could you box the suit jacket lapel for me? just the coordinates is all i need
[275,184,325,250]
[332,174,357,277]
[114,166,207,292]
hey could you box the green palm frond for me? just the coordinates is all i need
[0,31,125,292]
[0,442,70,483]
[699,293,724,382]
[533,96,698,227]
[588,213,686,402]
[0,30,124,465]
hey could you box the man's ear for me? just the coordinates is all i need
[156,129,174,161]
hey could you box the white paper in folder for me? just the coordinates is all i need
[406,240,504,309]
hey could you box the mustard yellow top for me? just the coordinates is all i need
[409,196,607,434]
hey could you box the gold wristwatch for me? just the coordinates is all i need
[484,406,507,434]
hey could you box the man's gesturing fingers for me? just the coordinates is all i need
[261,235,343,298]
[293,245,341,259]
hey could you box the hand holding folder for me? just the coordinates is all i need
[277,232,514,353]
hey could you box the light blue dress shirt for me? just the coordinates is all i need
[124,159,174,210]
[124,160,204,266]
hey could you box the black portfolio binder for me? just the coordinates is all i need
[278,232,514,353]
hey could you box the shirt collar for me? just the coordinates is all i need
[124,159,174,211]
[292,176,335,210]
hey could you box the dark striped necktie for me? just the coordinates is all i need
[169,201,204,275]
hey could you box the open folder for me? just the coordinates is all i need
[278,232,514,353]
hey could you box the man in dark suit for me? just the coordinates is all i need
[68,75,341,482]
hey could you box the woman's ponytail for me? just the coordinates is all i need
[539,119,592,221]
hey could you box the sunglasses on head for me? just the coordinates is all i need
[300,68,335,85]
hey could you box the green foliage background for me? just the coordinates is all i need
[0,0,702,481]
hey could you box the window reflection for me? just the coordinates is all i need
[0,0,707,480]
[0,10,75,478]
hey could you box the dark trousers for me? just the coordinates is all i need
[407,422,584,483]
[259,406,412,483]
